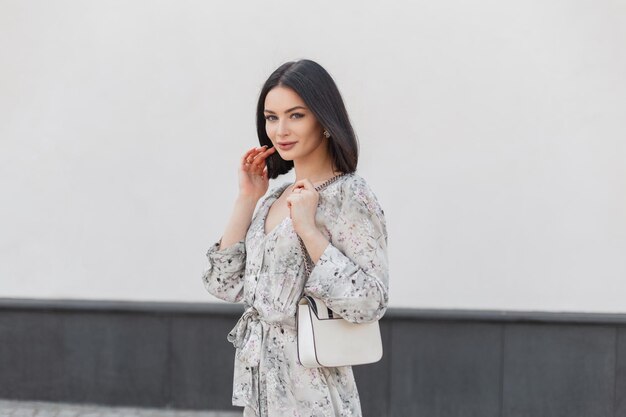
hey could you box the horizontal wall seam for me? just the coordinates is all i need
[2,298,626,324]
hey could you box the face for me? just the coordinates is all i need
[263,85,326,161]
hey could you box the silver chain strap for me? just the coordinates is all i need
[297,172,350,277]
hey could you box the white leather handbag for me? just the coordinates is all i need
[296,294,383,368]
[294,173,384,368]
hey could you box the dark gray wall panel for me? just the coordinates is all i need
[169,314,241,411]
[503,324,615,417]
[0,311,67,400]
[389,321,503,417]
[615,326,626,417]
[2,299,626,414]
[0,310,170,406]
[60,311,170,406]
[352,320,392,417]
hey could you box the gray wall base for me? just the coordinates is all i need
[1,298,625,417]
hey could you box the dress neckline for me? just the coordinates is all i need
[262,182,293,238]
[261,173,353,239]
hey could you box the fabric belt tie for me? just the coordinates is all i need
[227,305,265,414]
[227,305,264,367]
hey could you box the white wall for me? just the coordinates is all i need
[1,0,624,313]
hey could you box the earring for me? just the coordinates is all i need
[323,130,331,138]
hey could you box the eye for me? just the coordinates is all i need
[264,113,304,121]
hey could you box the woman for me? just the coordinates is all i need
[202,59,389,417]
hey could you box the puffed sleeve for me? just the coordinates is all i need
[201,236,246,303]
[303,178,389,323]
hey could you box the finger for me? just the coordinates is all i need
[251,147,274,170]
[241,146,268,170]
[251,145,273,162]
[246,145,268,159]
[254,159,266,176]
[244,146,265,158]
[285,195,297,208]
[301,179,315,190]
[292,178,315,191]
[241,147,261,166]
[263,146,276,155]
[250,151,271,168]
[250,144,270,157]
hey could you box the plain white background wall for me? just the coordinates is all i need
[1,0,624,313]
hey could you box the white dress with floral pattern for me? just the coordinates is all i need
[201,172,389,417]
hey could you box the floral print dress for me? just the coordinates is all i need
[201,172,389,417]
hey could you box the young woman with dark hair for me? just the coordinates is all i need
[202,59,389,417]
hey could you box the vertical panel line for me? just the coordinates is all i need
[499,324,506,417]
[386,320,393,417]
[166,314,173,407]
[614,326,618,417]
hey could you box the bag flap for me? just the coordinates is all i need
[298,295,338,320]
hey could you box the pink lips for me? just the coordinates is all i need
[278,142,296,150]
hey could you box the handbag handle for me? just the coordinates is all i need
[297,172,349,277]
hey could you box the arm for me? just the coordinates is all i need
[302,179,389,323]
[201,195,258,303]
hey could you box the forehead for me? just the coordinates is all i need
[264,86,305,109]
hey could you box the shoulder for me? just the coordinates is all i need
[262,181,291,203]
[333,173,388,242]
[270,180,292,194]
[252,181,291,221]
[339,173,385,217]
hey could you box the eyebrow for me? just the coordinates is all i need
[263,106,307,114]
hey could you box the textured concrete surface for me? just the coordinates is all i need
[0,400,242,417]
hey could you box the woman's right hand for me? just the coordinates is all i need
[238,145,277,201]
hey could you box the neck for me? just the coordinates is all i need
[293,148,342,185]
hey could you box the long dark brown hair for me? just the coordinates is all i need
[256,59,359,179]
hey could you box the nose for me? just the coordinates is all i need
[276,118,289,137]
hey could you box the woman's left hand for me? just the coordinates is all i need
[286,179,319,238]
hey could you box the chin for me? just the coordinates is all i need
[276,150,296,161]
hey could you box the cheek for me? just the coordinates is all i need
[298,119,319,136]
